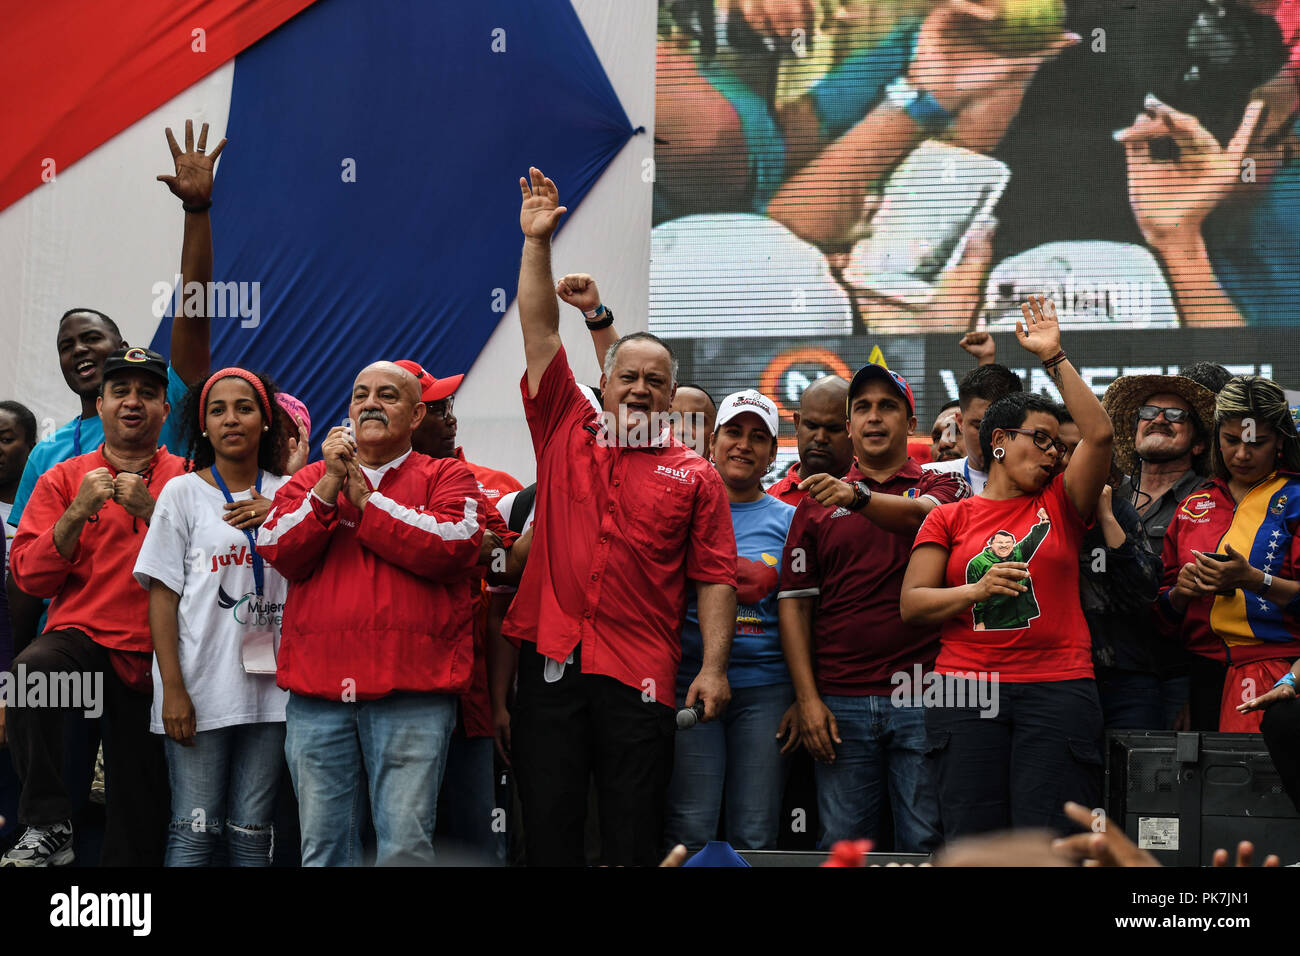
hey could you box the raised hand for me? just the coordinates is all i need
[556,273,601,313]
[157,119,226,207]
[908,4,1079,114]
[519,167,567,240]
[1114,98,1264,252]
[1016,294,1061,361]
[285,419,311,475]
[959,330,996,364]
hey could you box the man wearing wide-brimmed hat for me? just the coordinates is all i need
[1101,373,1219,732]
[1102,374,1217,555]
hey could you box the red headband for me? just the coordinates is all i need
[200,368,272,431]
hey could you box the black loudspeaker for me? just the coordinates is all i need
[1105,731,1300,866]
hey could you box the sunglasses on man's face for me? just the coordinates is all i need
[1138,404,1191,424]
[425,396,454,419]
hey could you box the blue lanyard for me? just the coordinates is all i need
[963,459,972,487]
[211,466,264,597]
[73,417,83,457]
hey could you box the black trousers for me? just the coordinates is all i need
[925,678,1104,839]
[510,641,676,866]
[7,629,168,866]
[1261,698,1300,814]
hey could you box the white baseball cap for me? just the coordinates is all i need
[714,389,780,437]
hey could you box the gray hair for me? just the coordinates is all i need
[602,331,679,385]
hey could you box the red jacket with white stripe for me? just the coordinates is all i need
[256,452,485,700]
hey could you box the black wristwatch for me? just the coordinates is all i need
[850,480,872,511]
[584,305,614,331]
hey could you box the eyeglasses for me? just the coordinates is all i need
[1137,404,1192,424]
[425,396,454,420]
[1005,428,1067,457]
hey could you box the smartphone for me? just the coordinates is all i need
[842,140,1010,308]
[1202,553,1231,562]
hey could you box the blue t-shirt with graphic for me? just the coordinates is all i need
[679,493,795,690]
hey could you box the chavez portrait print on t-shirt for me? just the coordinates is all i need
[965,508,1051,631]
[913,476,1093,683]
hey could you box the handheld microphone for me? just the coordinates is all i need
[676,700,706,730]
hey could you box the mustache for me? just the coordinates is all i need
[359,409,389,425]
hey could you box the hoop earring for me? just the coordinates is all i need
[993,447,1006,461]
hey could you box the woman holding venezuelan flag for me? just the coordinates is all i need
[1159,376,1300,732]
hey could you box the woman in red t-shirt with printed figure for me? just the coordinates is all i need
[902,294,1114,839]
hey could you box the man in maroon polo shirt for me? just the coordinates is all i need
[767,375,853,507]
[505,167,737,867]
[778,364,968,853]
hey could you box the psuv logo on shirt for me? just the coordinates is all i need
[654,464,696,485]
[1179,493,1215,521]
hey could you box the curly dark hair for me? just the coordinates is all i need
[979,392,1065,468]
[181,370,289,475]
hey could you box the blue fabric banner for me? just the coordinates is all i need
[153,0,635,448]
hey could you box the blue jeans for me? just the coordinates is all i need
[436,734,505,864]
[284,692,457,867]
[163,722,285,867]
[814,696,941,853]
[664,682,794,850]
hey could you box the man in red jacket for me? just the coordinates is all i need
[398,357,521,863]
[4,347,187,867]
[257,361,487,866]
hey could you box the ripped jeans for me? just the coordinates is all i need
[163,722,286,866]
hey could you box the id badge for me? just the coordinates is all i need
[241,629,278,675]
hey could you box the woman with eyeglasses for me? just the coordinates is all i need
[1157,375,1300,734]
[132,368,292,865]
[901,295,1113,837]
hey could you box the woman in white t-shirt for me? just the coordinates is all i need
[134,367,291,867]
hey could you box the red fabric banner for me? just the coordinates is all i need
[0,0,319,213]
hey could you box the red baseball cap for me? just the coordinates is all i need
[393,360,463,403]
